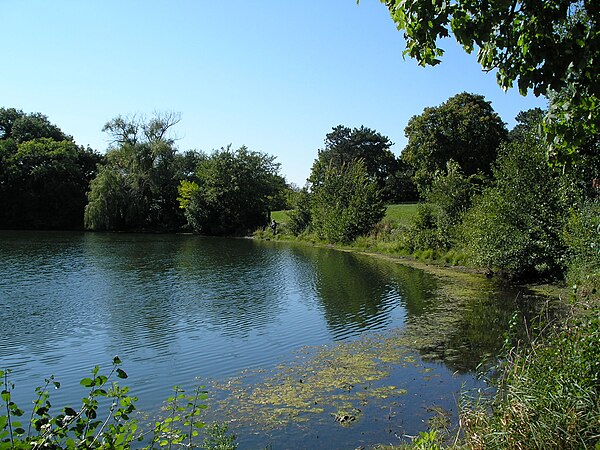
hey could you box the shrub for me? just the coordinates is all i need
[564,198,600,297]
[462,139,565,279]
[310,159,385,244]
[287,188,312,236]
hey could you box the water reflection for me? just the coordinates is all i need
[0,231,557,435]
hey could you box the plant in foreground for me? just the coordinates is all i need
[0,358,236,449]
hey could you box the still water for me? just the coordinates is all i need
[0,231,546,448]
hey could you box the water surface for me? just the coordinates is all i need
[0,231,548,448]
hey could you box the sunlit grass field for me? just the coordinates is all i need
[272,203,419,227]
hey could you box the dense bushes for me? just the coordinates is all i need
[309,160,385,244]
[463,139,566,279]
[564,198,600,296]
[178,146,285,236]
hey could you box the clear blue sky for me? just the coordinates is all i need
[4,0,547,186]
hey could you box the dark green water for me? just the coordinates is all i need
[0,231,549,448]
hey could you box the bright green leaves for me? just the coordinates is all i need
[177,180,200,210]
[310,159,385,244]
[0,359,231,449]
[378,0,599,168]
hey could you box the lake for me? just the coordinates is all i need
[0,231,550,448]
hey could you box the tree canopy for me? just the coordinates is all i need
[0,107,71,143]
[309,125,401,201]
[376,0,599,167]
[0,138,102,229]
[402,92,508,193]
[85,113,190,231]
[179,146,285,235]
[0,108,102,229]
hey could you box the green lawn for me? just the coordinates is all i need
[271,210,291,224]
[271,203,419,227]
[384,203,418,227]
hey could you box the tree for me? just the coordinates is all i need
[310,159,385,244]
[0,138,103,229]
[402,92,508,193]
[85,113,189,231]
[0,107,71,143]
[309,125,400,201]
[376,0,599,167]
[179,146,285,235]
[0,108,101,229]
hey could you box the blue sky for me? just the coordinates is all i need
[4,1,547,186]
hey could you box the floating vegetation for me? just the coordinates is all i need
[210,254,563,438]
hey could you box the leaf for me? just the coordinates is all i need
[116,368,128,379]
[80,378,94,387]
[113,356,122,365]
[64,407,78,417]
[0,390,10,402]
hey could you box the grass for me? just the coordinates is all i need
[271,204,419,228]
[270,209,291,224]
[384,203,419,227]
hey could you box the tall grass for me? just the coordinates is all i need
[461,310,600,449]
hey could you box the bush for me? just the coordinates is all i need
[287,188,312,236]
[310,159,385,244]
[564,198,600,297]
[462,139,565,279]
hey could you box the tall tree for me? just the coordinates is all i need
[179,146,285,235]
[402,92,508,193]
[0,138,102,229]
[309,125,400,201]
[375,0,599,167]
[85,113,188,231]
[0,108,101,229]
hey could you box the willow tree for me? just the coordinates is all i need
[84,112,186,231]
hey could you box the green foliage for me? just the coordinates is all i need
[564,198,600,297]
[309,125,402,202]
[0,359,234,449]
[412,430,442,450]
[0,107,71,143]
[402,162,478,252]
[287,187,312,236]
[310,159,385,244]
[202,423,237,450]
[181,146,284,235]
[463,138,566,279]
[1,357,139,449]
[85,113,194,231]
[0,137,103,230]
[377,0,599,168]
[402,92,507,193]
[463,312,600,449]
[425,160,479,242]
